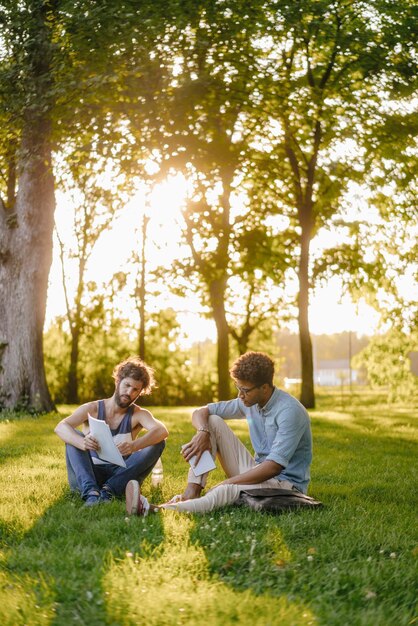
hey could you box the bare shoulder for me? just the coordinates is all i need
[131,405,155,426]
[64,400,99,425]
[78,400,99,418]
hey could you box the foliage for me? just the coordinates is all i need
[119,0,295,397]
[0,392,417,625]
[55,162,126,402]
[117,0,417,408]
[43,307,219,406]
[43,311,134,404]
[139,308,217,405]
[353,327,418,402]
[0,0,179,410]
[1,0,417,412]
[43,319,71,404]
[240,0,417,407]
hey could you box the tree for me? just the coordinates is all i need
[363,76,418,332]
[228,278,280,355]
[0,0,171,410]
[56,163,122,403]
[139,0,414,407]
[140,308,200,405]
[141,1,275,398]
[133,212,150,360]
[0,0,56,410]
[353,327,418,402]
[44,293,136,404]
[243,0,416,407]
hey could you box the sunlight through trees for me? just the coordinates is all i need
[0,0,416,410]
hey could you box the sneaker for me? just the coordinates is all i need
[84,490,100,507]
[100,486,113,503]
[125,480,150,516]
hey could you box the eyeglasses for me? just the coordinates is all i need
[235,383,259,396]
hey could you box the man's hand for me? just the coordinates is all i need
[82,434,99,451]
[181,430,211,465]
[117,441,134,456]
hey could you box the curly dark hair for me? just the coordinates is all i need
[112,356,156,395]
[230,351,275,387]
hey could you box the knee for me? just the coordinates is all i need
[65,442,81,457]
[216,483,240,496]
[156,439,166,454]
[208,414,224,429]
[208,414,232,439]
[208,483,241,507]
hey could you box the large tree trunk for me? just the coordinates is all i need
[209,278,231,399]
[298,222,315,409]
[0,120,56,412]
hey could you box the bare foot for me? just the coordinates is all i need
[164,483,203,505]
[181,483,203,501]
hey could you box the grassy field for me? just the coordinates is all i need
[0,390,417,626]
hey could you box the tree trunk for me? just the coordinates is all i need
[209,278,231,399]
[230,327,251,356]
[298,221,315,409]
[67,326,80,404]
[138,214,149,360]
[0,120,56,412]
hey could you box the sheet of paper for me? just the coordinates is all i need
[182,446,216,477]
[88,414,127,468]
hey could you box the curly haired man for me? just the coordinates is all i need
[55,357,168,507]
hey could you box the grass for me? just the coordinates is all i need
[0,390,417,626]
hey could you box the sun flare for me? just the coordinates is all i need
[47,171,381,343]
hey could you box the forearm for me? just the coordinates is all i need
[191,406,210,431]
[181,407,211,462]
[54,422,85,449]
[222,460,283,486]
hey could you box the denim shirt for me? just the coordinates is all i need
[207,387,312,493]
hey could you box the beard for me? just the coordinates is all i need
[115,389,132,408]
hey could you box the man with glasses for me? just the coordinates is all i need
[126,351,312,515]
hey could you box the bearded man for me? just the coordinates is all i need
[55,357,168,507]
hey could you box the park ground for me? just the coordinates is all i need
[0,390,417,626]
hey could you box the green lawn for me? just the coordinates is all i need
[0,391,417,626]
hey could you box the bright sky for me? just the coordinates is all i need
[46,173,383,345]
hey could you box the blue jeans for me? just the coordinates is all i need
[65,433,165,499]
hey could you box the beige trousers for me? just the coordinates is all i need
[162,414,293,514]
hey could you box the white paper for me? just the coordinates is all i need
[182,446,216,477]
[88,414,127,468]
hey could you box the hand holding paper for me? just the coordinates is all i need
[88,414,127,468]
[182,445,216,477]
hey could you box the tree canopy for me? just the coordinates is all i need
[0,0,417,409]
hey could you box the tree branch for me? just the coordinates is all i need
[319,13,342,89]
[55,226,74,330]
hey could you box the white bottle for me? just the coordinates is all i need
[151,457,164,487]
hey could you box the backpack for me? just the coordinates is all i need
[235,487,323,514]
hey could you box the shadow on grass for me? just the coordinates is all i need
[1,398,416,625]
[188,496,415,625]
[1,492,165,626]
[189,505,327,608]
[0,413,65,475]
[186,407,417,626]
